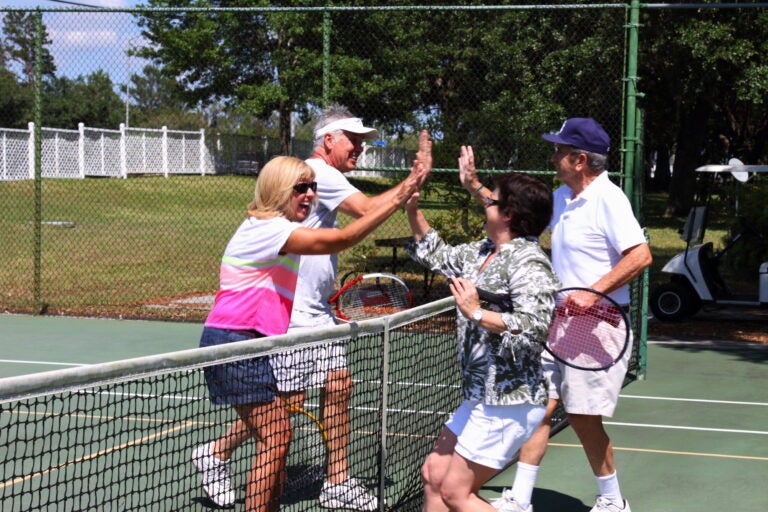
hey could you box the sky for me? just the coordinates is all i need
[2,0,148,86]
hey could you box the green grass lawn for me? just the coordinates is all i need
[0,174,741,320]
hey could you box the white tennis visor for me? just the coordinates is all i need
[314,117,378,140]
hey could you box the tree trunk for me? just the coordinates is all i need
[279,102,292,156]
[666,101,710,217]
[650,143,671,193]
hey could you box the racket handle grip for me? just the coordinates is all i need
[477,288,514,312]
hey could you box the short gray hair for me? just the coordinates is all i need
[572,148,608,174]
[585,151,608,173]
[313,104,354,148]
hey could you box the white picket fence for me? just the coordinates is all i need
[1,123,215,181]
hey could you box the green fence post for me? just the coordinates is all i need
[323,10,331,107]
[624,1,648,377]
[33,8,44,315]
[623,0,641,205]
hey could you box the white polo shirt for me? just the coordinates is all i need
[549,172,646,305]
[289,158,360,327]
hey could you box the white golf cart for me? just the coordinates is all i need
[649,159,768,321]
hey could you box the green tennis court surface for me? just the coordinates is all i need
[1,313,766,511]
[483,338,768,511]
[0,303,460,511]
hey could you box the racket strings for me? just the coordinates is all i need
[547,294,629,370]
[336,278,412,321]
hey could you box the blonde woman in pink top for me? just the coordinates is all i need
[196,156,427,512]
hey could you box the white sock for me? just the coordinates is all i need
[511,462,539,509]
[595,471,624,506]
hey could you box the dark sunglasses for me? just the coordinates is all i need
[293,181,318,194]
[484,197,500,207]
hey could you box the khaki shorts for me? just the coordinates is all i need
[271,312,347,393]
[270,343,347,393]
[543,332,633,417]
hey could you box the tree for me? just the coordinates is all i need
[640,6,768,216]
[0,68,33,127]
[330,4,626,176]
[1,11,56,88]
[136,1,329,153]
[43,70,124,129]
[126,64,206,129]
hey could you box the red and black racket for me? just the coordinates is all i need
[328,272,413,322]
[545,287,631,371]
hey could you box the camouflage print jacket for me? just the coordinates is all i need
[406,229,560,406]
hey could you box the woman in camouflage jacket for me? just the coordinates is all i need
[405,171,559,512]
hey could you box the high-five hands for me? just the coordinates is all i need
[458,145,481,192]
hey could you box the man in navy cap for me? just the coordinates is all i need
[459,118,651,512]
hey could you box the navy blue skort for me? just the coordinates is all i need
[199,326,277,406]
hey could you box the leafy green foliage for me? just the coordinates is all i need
[1,11,56,87]
[137,1,326,152]
[640,7,768,213]
[719,177,768,279]
[127,64,206,129]
[0,68,33,127]
[42,70,124,129]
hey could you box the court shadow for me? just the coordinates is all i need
[484,486,589,512]
[280,465,323,505]
[532,488,591,511]
[191,495,244,509]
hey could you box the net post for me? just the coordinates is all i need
[377,316,392,510]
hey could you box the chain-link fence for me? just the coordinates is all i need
[1,3,663,324]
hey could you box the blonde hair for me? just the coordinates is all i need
[248,156,315,219]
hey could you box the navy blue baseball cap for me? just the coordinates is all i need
[541,118,610,155]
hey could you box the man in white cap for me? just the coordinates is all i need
[192,105,432,511]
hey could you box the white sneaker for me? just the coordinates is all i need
[490,489,533,512]
[590,496,631,512]
[319,477,378,511]
[191,442,235,508]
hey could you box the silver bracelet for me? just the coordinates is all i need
[471,183,484,196]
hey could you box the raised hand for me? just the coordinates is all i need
[417,130,433,173]
[458,145,481,192]
[398,161,426,205]
[411,129,432,189]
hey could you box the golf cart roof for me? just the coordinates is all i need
[696,159,768,182]
[695,164,768,173]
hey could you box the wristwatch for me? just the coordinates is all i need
[471,308,484,323]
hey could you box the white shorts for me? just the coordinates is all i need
[445,400,545,470]
[543,331,633,417]
[271,311,347,393]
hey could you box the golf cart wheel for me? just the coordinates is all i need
[650,282,699,321]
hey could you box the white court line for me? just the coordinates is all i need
[604,421,768,435]
[549,442,768,461]
[621,394,768,407]
[0,421,194,490]
[613,395,768,434]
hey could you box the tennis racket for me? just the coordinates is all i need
[328,272,413,321]
[545,287,631,371]
[282,399,329,494]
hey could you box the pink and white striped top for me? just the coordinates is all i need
[204,216,302,336]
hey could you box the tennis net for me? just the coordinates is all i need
[0,297,458,511]
[0,295,643,511]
